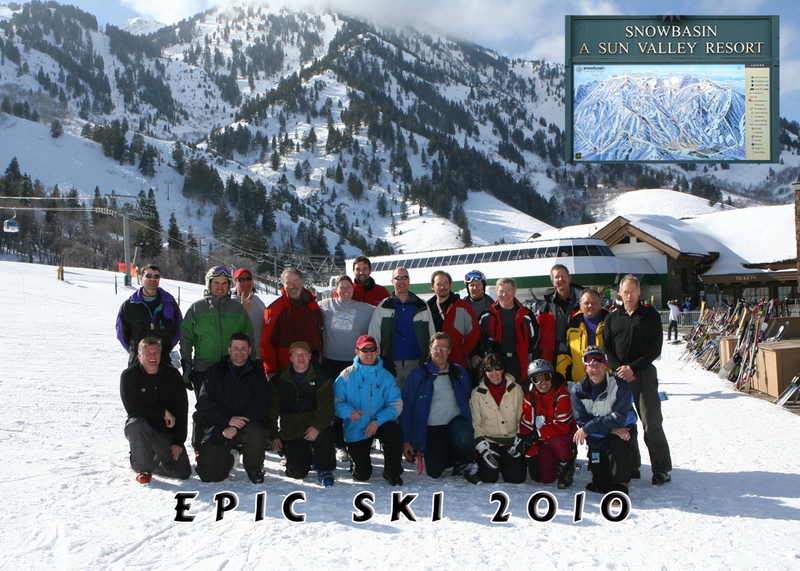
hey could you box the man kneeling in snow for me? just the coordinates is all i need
[120,337,191,484]
[571,346,637,495]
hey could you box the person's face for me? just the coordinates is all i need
[228,340,251,366]
[551,268,571,294]
[235,272,253,295]
[432,275,451,300]
[584,360,607,383]
[580,292,602,319]
[620,279,641,313]
[468,279,485,299]
[138,344,161,374]
[353,262,371,284]
[496,283,516,309]
[283,272,303,300]
[532,373,552,394]
[484,364,504,385]
[336,280,354,302]
[430,339,451,369]
[290,348,311,372]
[141,270,161,294]
[392,269,410,295]
[210,276,230,297]
[356,344,378,366]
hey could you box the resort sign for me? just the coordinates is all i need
[565,16,779,164]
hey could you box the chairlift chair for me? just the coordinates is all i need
[3,209,19,233]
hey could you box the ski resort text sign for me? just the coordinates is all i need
[565,15,779,164]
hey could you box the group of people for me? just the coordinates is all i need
[116,259,672,494]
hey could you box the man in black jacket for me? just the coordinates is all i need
[120,337,191,484]
[267,342,336,487]
[194,333,270,483]
[603,275,672,486]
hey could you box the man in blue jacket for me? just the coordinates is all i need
[571,346,637,495]
[116,264,182,367]
[400,332,480,483]
[334,335,404,485]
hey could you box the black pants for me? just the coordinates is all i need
[476,441,527,484]
[346,421,403,481]
[667,320,678,340]
[588,428,636,488]
[281,427,336,478]
[195,421,268,482]
[124,417,191,479]
[423,416,475,478]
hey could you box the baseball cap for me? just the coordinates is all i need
[355,335,378,350]
[289,341,311,354]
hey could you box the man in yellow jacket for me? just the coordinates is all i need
[556,289,608,385]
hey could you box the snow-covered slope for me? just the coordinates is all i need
[2,259,799,569]
[605,188,734,219]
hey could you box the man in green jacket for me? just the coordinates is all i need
[180,266,252,398]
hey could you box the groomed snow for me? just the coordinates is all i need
[2,260,799,570]
[607,188,733,219]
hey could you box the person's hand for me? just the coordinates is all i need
[164,409,175,428]
[403,442,416,462]
[611,427,631,441]
[350,409,365,422]
[574,427,587,445]
[365,420,378,438]
[271,438,283,452]
[171,445,182,460]
[476,440,499,469]
[222,426,238,439]
[615,365,636,382]
[304,426,320,441]
[229,416,249,429]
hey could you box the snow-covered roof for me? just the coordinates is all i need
[682,204,796,276]
[607,188,733,219]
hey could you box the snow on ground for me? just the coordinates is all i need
[2,260,800,570]
[605,188,733,220]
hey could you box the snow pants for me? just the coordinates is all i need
[124,417,191,480]
[630,365,672,474]
[346,420,404,481]
[281,427,336,478]
[195,421,268,482]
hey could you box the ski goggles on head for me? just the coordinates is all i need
[209,266,232,279]
[582,353,607,365]
[464,270,486,283]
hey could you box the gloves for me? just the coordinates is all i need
[508,433,534,458]
[181,360,194,391]
[535,415,545,429]
[476,440,500,469]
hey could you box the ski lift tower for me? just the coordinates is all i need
[95,194,157,287]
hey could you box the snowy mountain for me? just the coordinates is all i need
[1,1,799,284]
[3,258,800,569]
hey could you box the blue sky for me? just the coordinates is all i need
[24,1,800,119]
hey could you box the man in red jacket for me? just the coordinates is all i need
[537,264,583,363]
[427,270,479,369]
[478,277,540,391]
[352,256,390,306]
[261,267,323,378]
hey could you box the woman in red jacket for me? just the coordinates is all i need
[513,359,577,489]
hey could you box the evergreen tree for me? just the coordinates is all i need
[50,119,63,138]
[167,213,183,251]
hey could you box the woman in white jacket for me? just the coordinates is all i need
[469,353,526,483]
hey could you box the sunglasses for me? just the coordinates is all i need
[484,365,503,372]
[583,356,607,365]
[143,273,161,279]
[358,346,378,353]
[532,375,551,384]
[236,276,253,282]
[209,266,232,278]
[465,271,485,283]
[392,275,410,281]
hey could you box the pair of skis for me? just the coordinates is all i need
[774,374,800,406]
